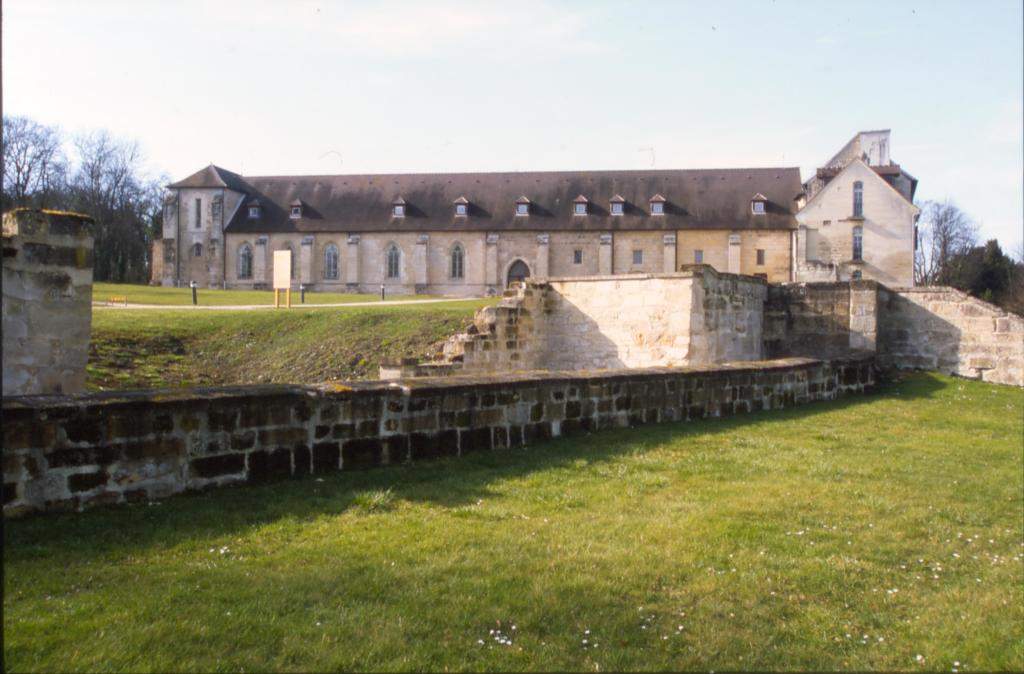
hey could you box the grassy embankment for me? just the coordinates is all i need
[4,373,1023,671]
[87,300,492,390]
[93,282,434,306]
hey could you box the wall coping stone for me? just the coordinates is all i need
[3,356,872,417]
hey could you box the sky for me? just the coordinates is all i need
[4,0,1022,252]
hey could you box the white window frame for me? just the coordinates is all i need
[611,202,624,216]
[515,203,529,216]
[455,203,467,217]
[751,200,766,215]
[290,206,301,219]
[650,202,664,215]
[248,206,260,219]
[393,205,405,218]
[574,203,587,216]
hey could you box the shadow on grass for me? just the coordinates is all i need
[3,372,949,562]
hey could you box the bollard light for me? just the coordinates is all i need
[190,281,198,306]
[380,283,385,301]
[300,283,306,304]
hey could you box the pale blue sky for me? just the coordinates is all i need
[4,0,1022,251]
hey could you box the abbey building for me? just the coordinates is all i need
[152,130,919,293]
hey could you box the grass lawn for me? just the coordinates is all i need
[4,372,1022,672]
[93,282,442,306]
[86,301,492,390]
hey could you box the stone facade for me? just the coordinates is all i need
[796,160,918,286]
[2,209,95,396]
[2,356,876,516]
[427,268,767,374]
[411,272,1022,388]
[877,286,1024,386]
[156,131,919,292]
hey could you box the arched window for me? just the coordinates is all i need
[237,244,253,279]
[192,243,203,257]
[853,181,864,218]
[386,244,401,279]
[450,244,465,279]
[323,243,340,280]
[852,225,863,261]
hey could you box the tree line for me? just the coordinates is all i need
[914,200,1024,314]
[2,115,165,283]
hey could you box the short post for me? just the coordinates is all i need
[300,283,306,304]
[190,281,197,306]
[380,283,385,301]
[274,288,280,308]
[286,288,292,308]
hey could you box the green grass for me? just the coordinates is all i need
[4,373,1022,672]
[93,282,441,306]
[86,301,492,391]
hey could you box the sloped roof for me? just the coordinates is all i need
[168,164,250,192]
[167,166,804,234]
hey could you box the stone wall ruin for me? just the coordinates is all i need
[2,209,95,396]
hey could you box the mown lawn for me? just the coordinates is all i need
[93,282,439,306]
[4,373,1022,672]
[86,301,492,390]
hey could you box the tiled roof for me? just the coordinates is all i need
[167,167,805,233]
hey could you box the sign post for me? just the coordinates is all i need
[273,250,292,308]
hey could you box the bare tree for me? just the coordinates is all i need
[67,131,164,282]
[2,116,67,209]
[914,199,978,285]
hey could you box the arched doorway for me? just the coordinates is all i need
[506,259,531,286]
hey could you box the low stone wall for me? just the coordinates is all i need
[763,280,878,358]
[2,209,95,396]
[3,356,875,516]
[878,287,1024,386]
[424,268,767,375]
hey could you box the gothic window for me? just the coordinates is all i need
[632,249,643,265]
[853,181,864,217]
[194,198,202,228]
[573,249,583,264]
[324,243,340,280]
[852,226,864,261]
[192,243,203,257]
[237,244,253,279]
[756,249,765,266]
[450,244,465,279]
[386,244,401,279]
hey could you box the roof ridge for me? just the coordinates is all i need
[238,166,802,181]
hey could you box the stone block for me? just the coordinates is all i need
[342,438,384,470]
[190,453,245,479]
[248,448,293,482]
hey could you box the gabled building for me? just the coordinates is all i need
[795,129,919,286]
[154,130,919,292]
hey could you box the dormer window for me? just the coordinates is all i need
[392,196,406,218]
[649,194,666,215]
[453,196,469,217]
[573,195,588,216]
[289,200,303,219]
[751,193,767,215]
[248,204,261,219]
[610,195,625,216]
[515,196,530,216]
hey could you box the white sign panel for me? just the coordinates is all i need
[273,250,292,290]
